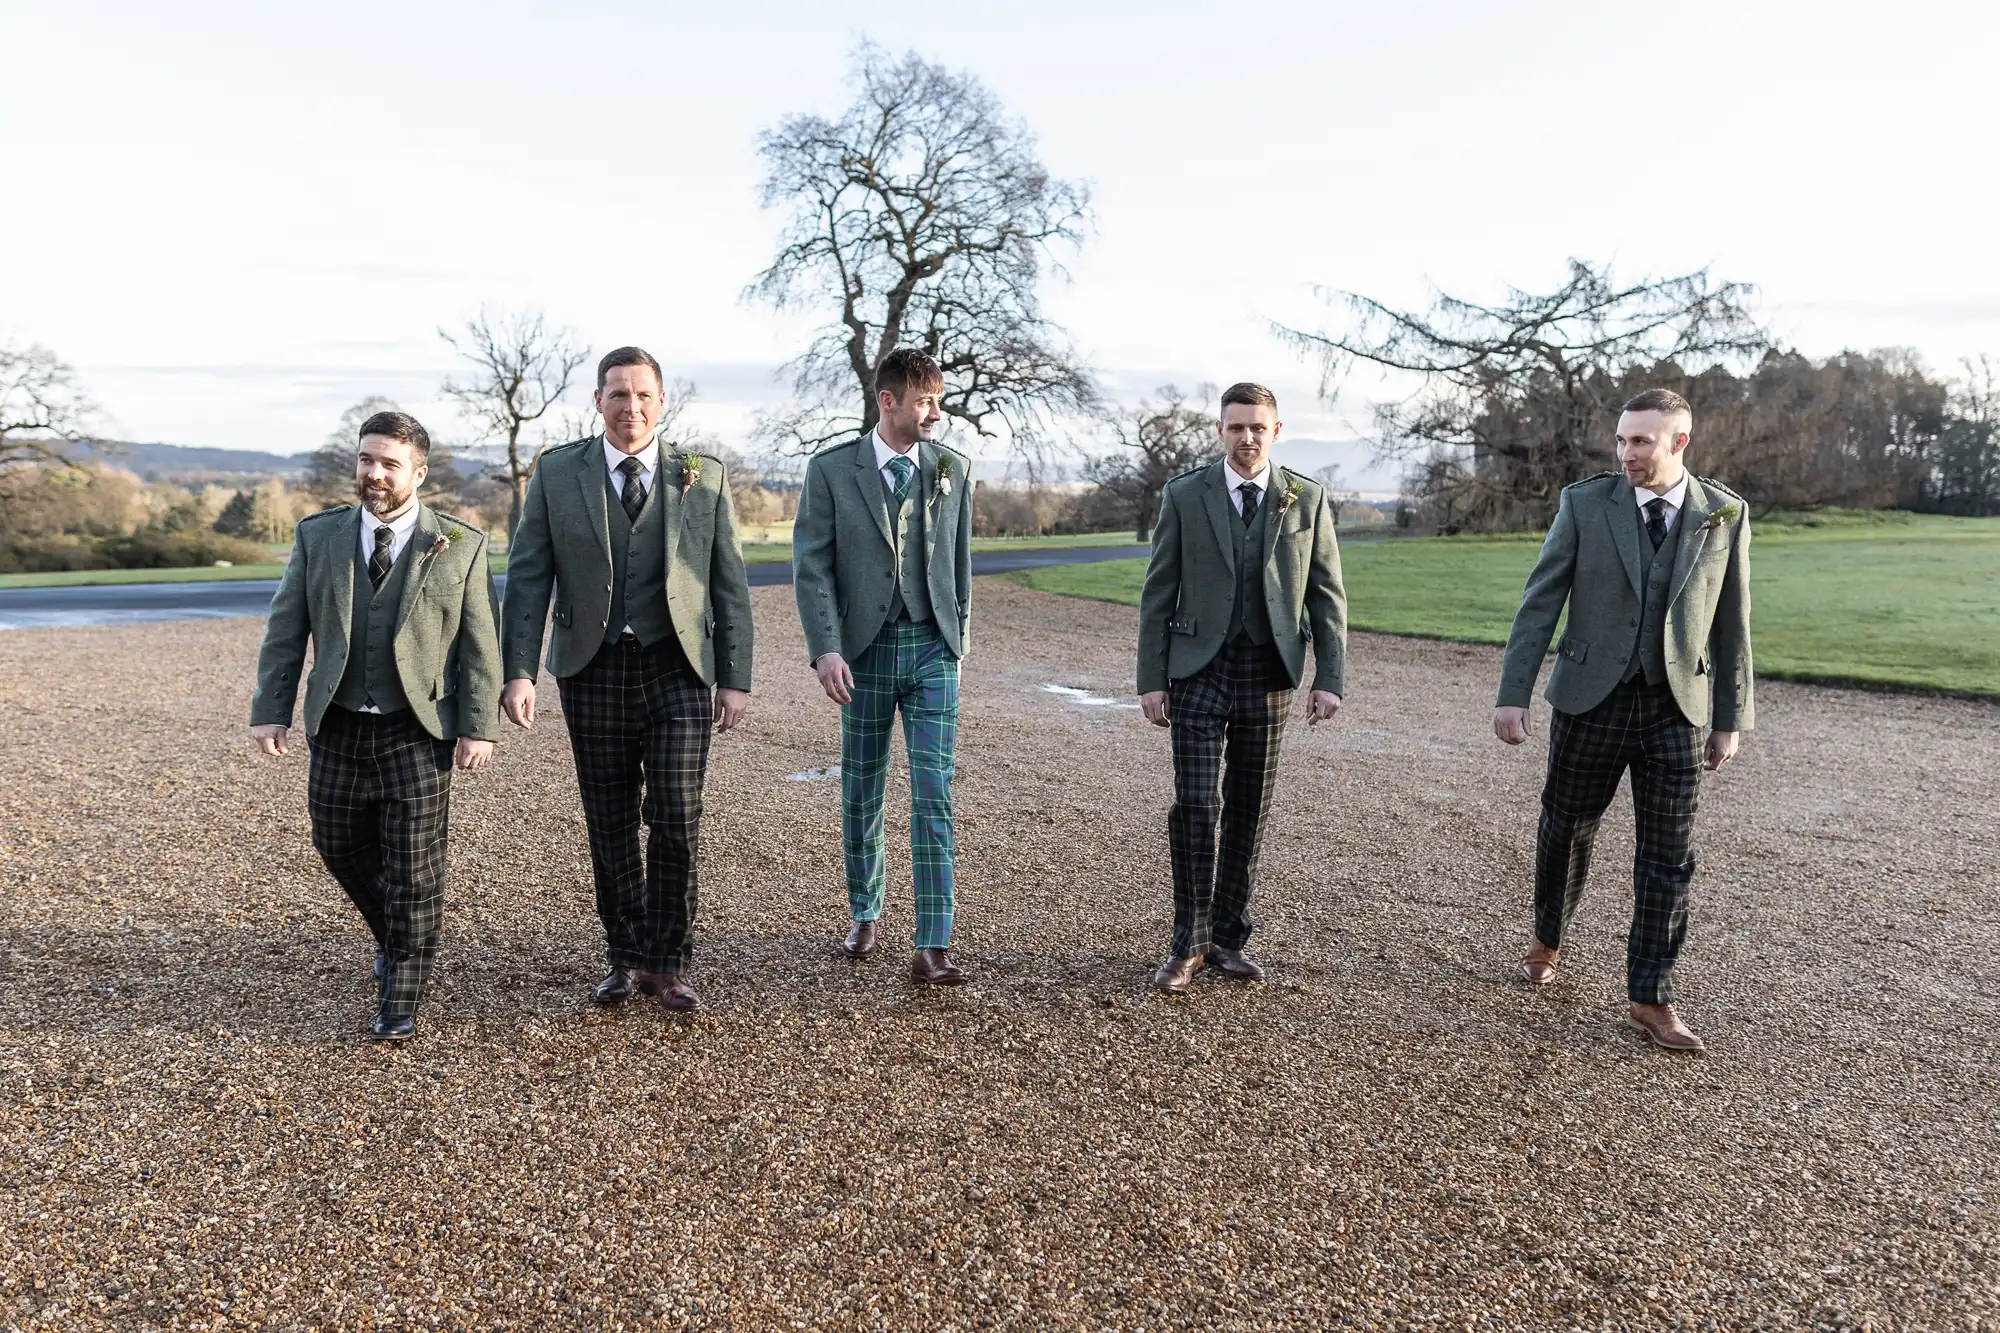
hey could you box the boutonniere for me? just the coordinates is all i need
[1276,480,1306,516]
[1700,502,1742,532]
[931,455,953,504]
[679,453,703,501]
[424,526,462,561]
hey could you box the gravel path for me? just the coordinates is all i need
[2,581,1995,1330]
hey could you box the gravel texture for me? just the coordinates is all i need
[1,580,1995,1331]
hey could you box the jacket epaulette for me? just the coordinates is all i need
[1697,475,1745,504]
[427,511,486,539]
[1164,461,1214,489]
[1563,470,1622,491]
[539,436,595,458]
[296,503,356,525]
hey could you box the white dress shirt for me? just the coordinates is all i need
[355,501,421,712]
[1223,460,1273,516]
[872,428,920,492]
[604,432,660,497]
[1634,474,1690,534]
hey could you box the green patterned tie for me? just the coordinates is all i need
[886,454,914,505]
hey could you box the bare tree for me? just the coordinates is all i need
[1313,462,1360,524]
[301,396,400,501]
[747,41,1098,466]
[440,309,587,538]
[1079,385,1216,541]
[1276,260,1767,529]
[0,341,96,477]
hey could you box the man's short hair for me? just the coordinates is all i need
[597,345,664,392]
[875,348,944,403]
[357,410,431,459]
[1220,382,1278,414]
[1622,387,1692,420]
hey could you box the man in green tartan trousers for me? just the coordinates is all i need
[792,349,975,986]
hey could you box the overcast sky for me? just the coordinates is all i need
[4,0,1995,489]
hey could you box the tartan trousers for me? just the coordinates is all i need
[1535,676,1704,1004]
[307,706,454,1017]
[556,634,713,974]
[841,618,960,950]
[1167,635,1294,959]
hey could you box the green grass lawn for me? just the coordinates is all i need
[1003,513,2000,698]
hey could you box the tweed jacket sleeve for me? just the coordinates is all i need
[1135,486,1184,696]
[1304,486,1349,695]
[954,454,974,653]
[707,465,755,693]
[791,453,842,665]
[454,525,505,741]
[1707,507,1754,732]
[249,530,313,727]
[1496,488,1579,708]
[501,463,558,683]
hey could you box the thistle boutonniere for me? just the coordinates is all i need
[1700,502,1742,533]
[679,453,703,501]
[931,455,953,505]
[1276,479,1306,516]
[424,525,463,562]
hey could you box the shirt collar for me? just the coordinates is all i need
[604,433,659,476]
[361,499,421,539]
[1635,474,1690,511]
[873,427,921,472]
[1224,458,1272,492]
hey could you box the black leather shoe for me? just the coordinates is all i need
[593,966,637,1004]
[1206,946,1267,982]
[910,948,969,986]
[637,971,703,1012]
[370,1009,415,1041]
[372,950,387,985]
[842,921,878,959]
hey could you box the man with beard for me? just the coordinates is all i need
[500,346,753,1014]
[250,410,502,1041]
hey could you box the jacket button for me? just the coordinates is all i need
[879,604,888,612]
[1629,618,1638,627]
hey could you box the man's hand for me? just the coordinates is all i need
[714,687,750,733]
[1306,690,1343,725]
[502,679,536,730]
[455,738,495,771]
[1494,705,1533,745]
[814,653,854,705]
[249,724,289,756]
[1704,729,1740,772]
[1140,690,1171,728]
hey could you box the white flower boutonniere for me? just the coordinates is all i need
[1276,479,1306,517]
[680,453,703,501]
[932,456,953,504]
[1700,502,1742,533]
[424,526,463,562]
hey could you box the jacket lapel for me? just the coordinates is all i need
[393,503,442,636]
[1665,475,1714,611]
[660,448,686,571]
[1605,485,1644,594]
[1259,468,1289,569]
[852,435,895,551]
[1202,462,1237,575]
[575,437,612,563]
[328,508,357,653]
[919,440,940,566]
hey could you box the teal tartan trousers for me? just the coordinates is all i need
[840,618,960,948]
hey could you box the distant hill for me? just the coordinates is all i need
[74,440,304,481]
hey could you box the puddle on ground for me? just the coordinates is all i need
[1037,683,1141,710]
[785,764,842,782]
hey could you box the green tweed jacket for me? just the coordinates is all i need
[792,435,974,664]
[249,503,503,741]
[501,437,753,691]
[1136,461,1348,696]
[1497,471,1755,730]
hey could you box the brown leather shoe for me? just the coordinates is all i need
[910,948,968,986]
[1627,1003,1705,1052]
[638,971,703,1012]
[842,921,878,959]
[1519,942,1559,986]
[592,966,636,1004]
[1152,954,1205,993]
[1206,946,1266,982]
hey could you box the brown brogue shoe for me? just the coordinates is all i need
[1206,947,1266,982]
[593,966,637,1005]
[842,921,878,959]
[910,948,969,986]
[1519,941,1559,986]
[1627,1003,1705,1053]
[1152,954,1205,993]
[637,971,703,1013]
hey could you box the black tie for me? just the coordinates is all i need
[1644,497,1669,551]
[368,525,394,591]
[1238,482,1261,526]
[617,456,647,522]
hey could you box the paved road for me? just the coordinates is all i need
[0,545,1152,630]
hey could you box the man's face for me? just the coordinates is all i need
[1219,402,1281,475]
[354,435,427,516]
[1616,409,1691,490]
[595,363,665,450]
[877,381,944,446]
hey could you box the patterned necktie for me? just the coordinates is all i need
[886,454,914,505]
[617,455,647,522]
[1238,481,1261,526]
[1645,497,1669,551]
[368,525,395,591]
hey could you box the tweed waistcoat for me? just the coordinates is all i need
[1625,501,1687,686]
[883,474,933,625]
[332,535,414,713]
[602,468,674,649]
[1224,482,1275,646]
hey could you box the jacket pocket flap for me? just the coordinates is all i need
[1558,637,1588,663]
[1167,617,1198,635]
[553,601,573,628]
